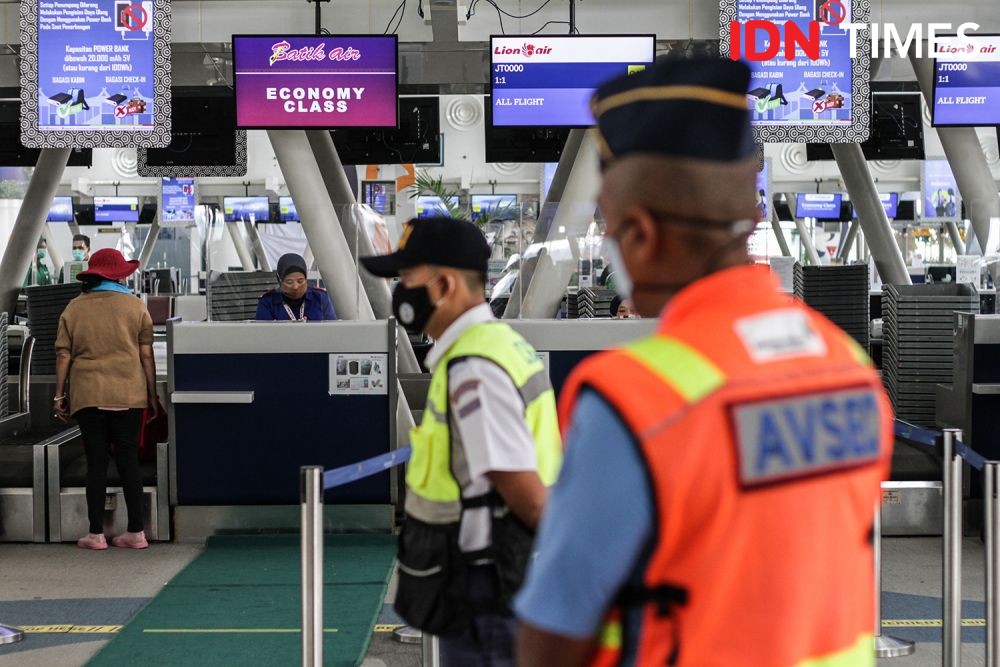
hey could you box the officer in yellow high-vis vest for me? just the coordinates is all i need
[361,216,562,667]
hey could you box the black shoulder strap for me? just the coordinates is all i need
[618,584,689,616]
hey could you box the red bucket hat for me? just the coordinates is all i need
[77,248,140,281]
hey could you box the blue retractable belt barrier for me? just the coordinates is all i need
[893,420,986,471]
[322,447,412,490]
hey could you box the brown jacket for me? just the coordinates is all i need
[55,292,154,415]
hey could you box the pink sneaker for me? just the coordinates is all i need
[111,531,149,549]
[77,533,108,550]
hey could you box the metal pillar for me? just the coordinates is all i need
[0,148,70,316]
[243,219,272,272]
[943,428,964,667]
[516,130,601,319]
[987,462,999,667]
[304,131,419,377]
[947,221,966,256]
[300,466,323,667]
[793,216,822,266]
[40,222,64,276]
[873,494,915,657]
[421,633,441,666]
[268,130,374,320]
[838,220,860,261]
[831,144,911,285]
[503,129,586,319]
[912,53,1000,270]
[225,221,255,270]
[138,219,161,271]
[770,207,792,257]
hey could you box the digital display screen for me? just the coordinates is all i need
[415,196,456,218]
[160,177,195,225]
[36,0,158,133]
[732,0,855,129]
[922,160,961,221]
[755,160,770,220]
[490,35,655,127]
[932,35,1000,127]
[232,35,398,129]
[880,193,899,219]
[795,193,843,219]
[94,196,139,223]
[48,196,74,222]
[279,196,299,222]
[471,194,518,221]
[223,196,270,222]
[362,181,395,216]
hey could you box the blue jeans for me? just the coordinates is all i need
[439,566,516,667]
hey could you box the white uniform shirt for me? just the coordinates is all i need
[425,303,538,553]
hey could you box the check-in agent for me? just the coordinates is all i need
[255,253,337,322]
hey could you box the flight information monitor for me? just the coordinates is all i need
[279,196,299,222]
[489,35,655,127]
[755,159,771,221]
[795,193,843,220]
[48,196,74,222]
[932,34,1000,127]
[232,35,398,129]
[94,196,139,223]
[880,193,899,219]
[471,194,518,221]
[160,177,196,226]
[223,196,270,222]
[21,0,171,148]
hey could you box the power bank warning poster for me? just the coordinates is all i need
[36,0,157,131]
[232,35,398,129]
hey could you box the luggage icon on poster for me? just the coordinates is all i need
[752,84,788,114]
[51,88,89,117]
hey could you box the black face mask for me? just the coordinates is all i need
[393,281,438,335]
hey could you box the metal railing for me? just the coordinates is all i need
[300,447,420,666]
[893,420,998,666]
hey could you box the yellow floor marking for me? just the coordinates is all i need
[21,625,121,634]
[882,619,986,628]
[142,628,339,634]
[374,624,405,633]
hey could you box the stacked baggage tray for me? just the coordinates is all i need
[207,271,276,322]
[883,283,979,427]
[25,283,81,375]
[794,263,870,349]
[572,287,615,319]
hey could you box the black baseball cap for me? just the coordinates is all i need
[361,217,490,278]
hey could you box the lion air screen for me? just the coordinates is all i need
[490,35,655,127]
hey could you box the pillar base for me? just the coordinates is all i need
[875,634,915,658]
[393,625,422,644]
[0,624,24,645]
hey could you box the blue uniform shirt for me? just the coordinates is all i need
[255,287,337,321]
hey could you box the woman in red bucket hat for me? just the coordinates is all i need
[53,249,160,550]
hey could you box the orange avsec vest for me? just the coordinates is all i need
[559,265,892,667]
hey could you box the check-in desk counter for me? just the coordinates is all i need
[0,428,54,542]
[507,319,658,395]
[168,320,396,538]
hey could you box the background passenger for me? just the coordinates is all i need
[54,249,159,551]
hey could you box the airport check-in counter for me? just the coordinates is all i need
[168,320,396,539]
[0,428,52,543]
[507,319,658,396]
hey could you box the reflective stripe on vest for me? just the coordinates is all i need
[404,322,562,524]
[623,336,726,403]
[795,633,873,667]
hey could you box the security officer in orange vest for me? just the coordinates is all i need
[515,58,893,667]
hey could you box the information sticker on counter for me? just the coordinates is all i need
[329,353,388,396]
[19,0,172,148]
[957,255,982,286]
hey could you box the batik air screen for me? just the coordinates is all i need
[36,0,157,131]
[490,35,656,127]
[232,35,398,129]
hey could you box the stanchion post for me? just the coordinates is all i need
[943,428,963,667]
[421,632,440,667]
[986,462,999,667]
[874,491,915,657]
[301,466,324,667]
